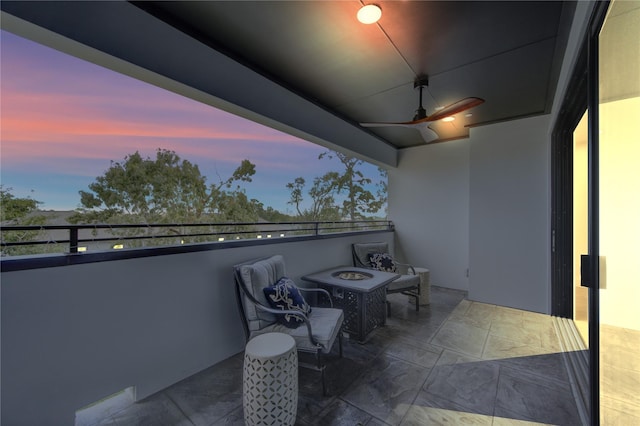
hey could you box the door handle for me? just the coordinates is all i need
[580,254,593,288]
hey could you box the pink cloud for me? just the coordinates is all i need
[3,91,300,140]
[1,29,341,204]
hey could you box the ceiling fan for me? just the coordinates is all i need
[360,75,484,143]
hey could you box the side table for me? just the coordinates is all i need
[412,267,431,305]
[243,332,298,426]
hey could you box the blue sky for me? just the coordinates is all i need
[1,30,383,215]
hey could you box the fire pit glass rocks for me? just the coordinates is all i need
[333,271,373,281]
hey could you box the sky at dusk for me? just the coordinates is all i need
[0,30,383,215]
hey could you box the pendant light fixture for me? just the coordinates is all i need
[357,4,382,24]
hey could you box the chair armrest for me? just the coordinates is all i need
[299,287,333,307]
[253,303,321,348]
[395,261,416,275]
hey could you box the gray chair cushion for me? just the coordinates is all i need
[352,242,390,268]
[387,274,420,292]
[238,255,286,331]
[249,307,344,354]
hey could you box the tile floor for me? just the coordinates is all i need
[599,324,640,425]
[80,287,584,426]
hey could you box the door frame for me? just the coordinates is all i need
[550,1,611,424]
[550,38,586,318]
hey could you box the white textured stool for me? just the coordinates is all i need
[410,267,431,306]
[243,332,298,426]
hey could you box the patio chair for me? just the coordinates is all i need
[352,242,421,315]
[233,255,343,395]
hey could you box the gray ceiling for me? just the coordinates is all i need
[1,1,576,152]
[137,1,575,148]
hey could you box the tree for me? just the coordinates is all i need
[68,149,258,246]
[286,174,342,221]
[318,151,386,220]
[70,149,256,224]
[307,172,342,221]
[286,177,305,216]
[286,150,387,221]
[0,185,51,255]
[258,205,292,222]
[1,185,42,222]
[376,167,389,217]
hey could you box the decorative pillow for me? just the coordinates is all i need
[368,252,397,273]
[263,277,312,328]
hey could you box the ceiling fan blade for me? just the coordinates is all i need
[421,97,485,122]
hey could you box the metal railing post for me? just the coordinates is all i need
[69,228,78,253]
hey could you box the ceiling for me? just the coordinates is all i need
[135,1,575,148]
[1,1,576,155]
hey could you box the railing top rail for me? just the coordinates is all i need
[1,220,391,232]
[1,219,393,271]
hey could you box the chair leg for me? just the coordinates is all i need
[415,293,420,312]
[321,368,327,396]
[338,332,343,358]
[317,351,327,396]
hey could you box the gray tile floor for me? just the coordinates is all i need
[81,287,582,425]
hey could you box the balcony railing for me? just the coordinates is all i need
[1,220,393,256]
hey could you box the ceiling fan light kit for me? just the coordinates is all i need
[360,74,484,144]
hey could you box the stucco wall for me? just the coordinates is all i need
[389,114,551,313]
[468,114,551,313]
[1,232,392,426]
[388,139,470,291]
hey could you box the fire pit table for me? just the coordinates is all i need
[302,266,400,343]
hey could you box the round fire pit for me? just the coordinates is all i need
[332,270,373,280]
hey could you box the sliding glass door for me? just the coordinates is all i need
[595,1,640,423]
[573,112,588,346]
